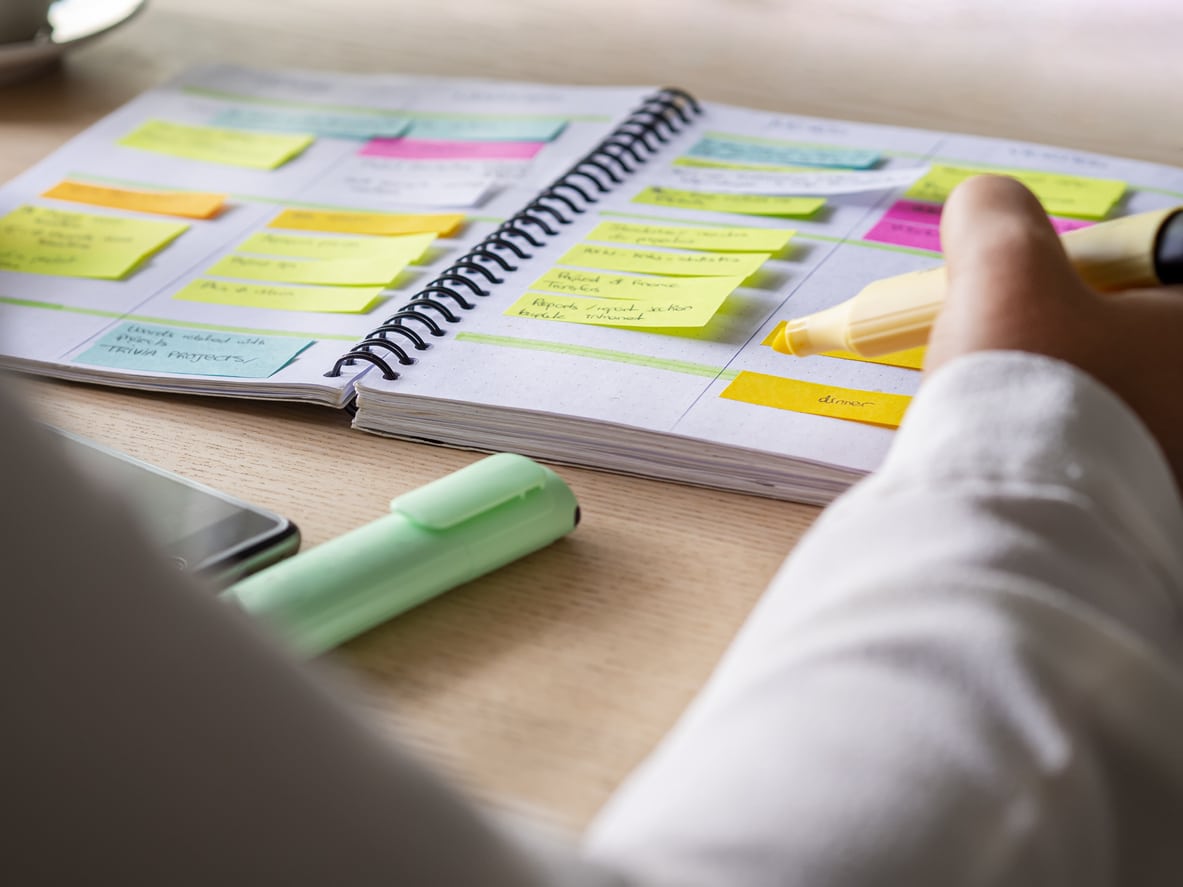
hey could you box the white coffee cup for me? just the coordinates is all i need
[0,0,54,45]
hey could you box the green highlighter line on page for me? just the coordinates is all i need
[223,453,579,656]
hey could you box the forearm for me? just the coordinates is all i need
[586,352,1183,887]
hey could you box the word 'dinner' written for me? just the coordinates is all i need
[74,321,315,379]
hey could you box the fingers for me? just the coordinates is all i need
[940,175,1079,307]
[926,176,1094,373]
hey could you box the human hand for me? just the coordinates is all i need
[927,174,1183,486]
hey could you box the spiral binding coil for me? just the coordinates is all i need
[326,87,703,393]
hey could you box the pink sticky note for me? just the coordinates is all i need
[863,217,942,252]
[360,138,545,160]
[882,199,944,227]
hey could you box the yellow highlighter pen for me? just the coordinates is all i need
[772,206,1183,358]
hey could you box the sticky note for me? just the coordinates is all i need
[0,205,188,278]
[721,372,911,427]
[672,157,813,173]
[206,253,412,286]
[506,290,729,328]
[406,117,567,142]
[558,243,769,277]
[633,187,825,218]
[268,208,464,237]
[360,138,545,161]
[531,268,745,302]
[687,135,881,170]
[118,119,314,170]
[863,217,943,253]
[588,221,794,252]
[237,231,435,262]
[73,321,314,379]
[211,107,411,140]
[174,279,384,313]
[658,165,927,196]
[905,164,1126,219]
[42,180,227,220]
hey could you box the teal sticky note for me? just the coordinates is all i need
[406,117,567,142]
[687,136,881,170]
[74,321,315,379]
[211,107,411,140]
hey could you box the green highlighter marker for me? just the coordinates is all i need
[223,453,579,656]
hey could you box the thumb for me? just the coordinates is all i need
[927,175,1092,372]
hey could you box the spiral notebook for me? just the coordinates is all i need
[3,65,1181,502]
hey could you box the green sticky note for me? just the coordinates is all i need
[506,290,729,328]
[211,107,411,140]
[588,221,794,252]
[905,164,1126,219]
[407,117,567,141]
[119,119,315,169]
[0,205,188,279]
[236,231,435,262]
[206,253,411,286]
[174,279,385,313]
[633,187,825,218]
[73,321,314,378]
[558,243,769,277]
[687,135,881,169]
[532,268,745,302]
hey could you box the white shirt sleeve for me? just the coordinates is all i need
[585,351,1183,887]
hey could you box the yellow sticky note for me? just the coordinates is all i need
[633,187,826,218]
[559,243,769,277]
[237,231,435,263]
[42,180,227,220]
[588,221,794,253]
[0,242,146,279]
[506,290,729,328]
[721,371,911,427]
[206,253,410,286]
[268,208,465,237]
[119,120,314,170]
[905,164,1126,219]
[0,205,188,253]
[173,279,383,313]
[532,268,745,302]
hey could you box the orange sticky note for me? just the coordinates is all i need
[269,208,464,237]
[42,180,227,220]
[721,371,911,427]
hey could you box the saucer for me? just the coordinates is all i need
[0,0,147,85]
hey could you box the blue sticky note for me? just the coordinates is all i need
[406,117,567,142]
[687,136,881,170]
[74,321,315,379]
[211,107,411,140]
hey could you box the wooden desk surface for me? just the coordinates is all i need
[3,0,1180,831]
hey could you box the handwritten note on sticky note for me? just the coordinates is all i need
[211,107,411,140]
[659,165,927,196]
[360,138,544,161]
[119,120,314,170]
[206,253,411,286]
[531,268,745,302]
[906,164,1126,219]
[559,243,769,277]
[174,279,383,313]
[506,290,729,328]
[42,180,227,220]
[237,231,435,262]
[268,208,464,237]
[73,321,314,379]
[588,221,794,253]
[633,187,825,218]
[406,117,567,142]
[721,371,911,427]
[0,205,188,278]
[687,135,881,170]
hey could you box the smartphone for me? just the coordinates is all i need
[52,427,300,582]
